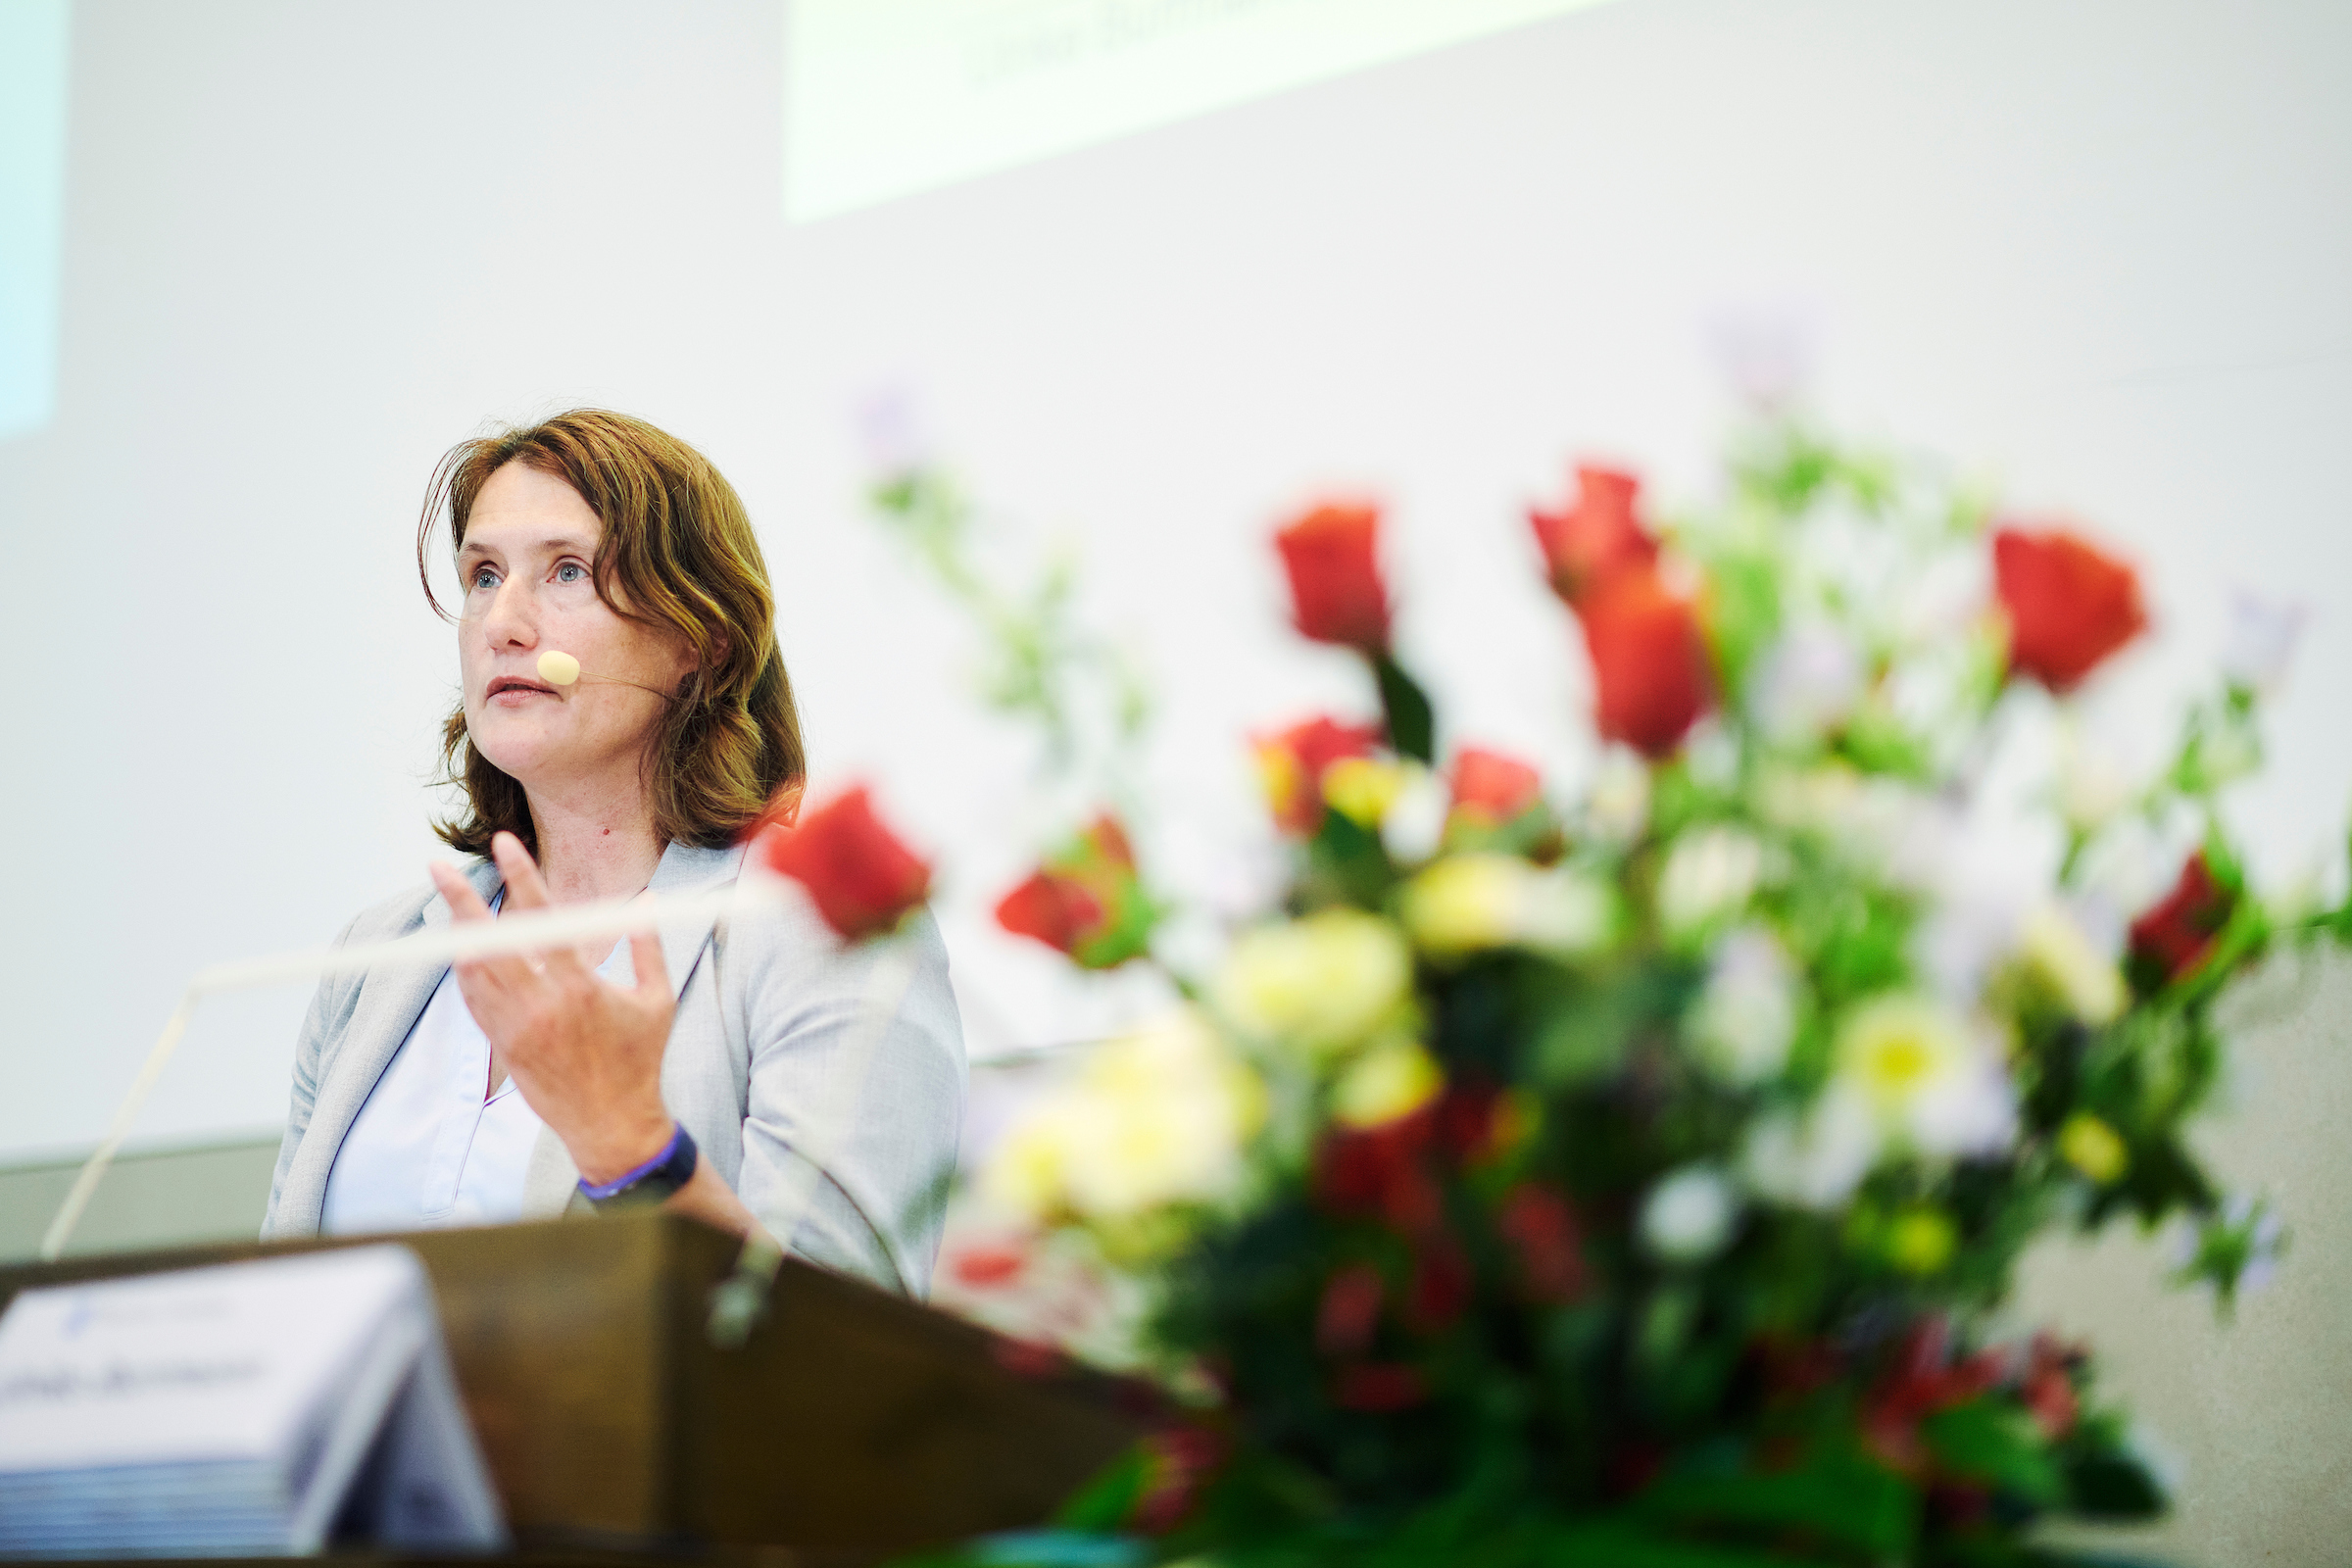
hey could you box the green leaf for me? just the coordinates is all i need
[1635,1451,1916,1559]
[1922,1401,2063,1505]
[1372,653,1436,764]
[1053,1444,1152,1532]
[1698,551,1782,702]
[2062,1452,2167,1520]
[1528,967,1660,1086]
[1546,1517,1825,1567]
[1305,808,1396,907]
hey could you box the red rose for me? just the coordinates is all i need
[1275,501,1391,650]
[948,1243,1028,1289]
[2019,1335,2082,1441]
[1448,746,1544,825]
[1860,1318,2003,1472]
[1495,1182,1589,1303]
[995,873,1102,956]
[1314,1262,1385,1356]
[1531,465,1657,606]
[1252,714,1384,834]
[750,784,931,942]
[1433,1077,1503,1163]
[1313,1107,1442,1234]
[1333,1362,1428,1413]
[1992,525,2148,692]
[2128,852,2233,984]
[1405,1240,1473,1334]
[1575,570,1714,758]
[993,815,1153,967]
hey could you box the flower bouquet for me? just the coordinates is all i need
[769,417,2349,1567]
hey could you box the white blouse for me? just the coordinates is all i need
[318,933,625,1235]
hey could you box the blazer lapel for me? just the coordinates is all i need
[516,841,746,1219]
[276,858,502,1237]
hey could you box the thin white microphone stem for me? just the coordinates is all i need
[38,878,789,1263]
[39,992,200,1263]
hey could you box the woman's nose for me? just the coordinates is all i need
[477,579,538,647]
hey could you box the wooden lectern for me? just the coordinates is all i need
[0,1212,1148,1562]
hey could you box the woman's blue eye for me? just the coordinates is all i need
[555,562,588,584]
[469,566,499,590]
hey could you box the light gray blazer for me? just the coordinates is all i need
[262,841,966,1297]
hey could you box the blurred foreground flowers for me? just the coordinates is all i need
[866,419,2350,1568]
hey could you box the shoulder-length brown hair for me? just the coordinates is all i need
[417,409,805,857]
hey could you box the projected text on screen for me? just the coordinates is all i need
[784,0,1622,223]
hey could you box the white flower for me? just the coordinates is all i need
[1890,546,1992,652]
[1584,747,1651,842]
[1687,925,1799,1085]
[1640,1166,1740,1263]
[1833,994,2016,1159]
[1656,826,1767,940]
[984,1012,1265,1224]
[1741,1090,1878,1210]
[1213,908,1413,1060]
[2018,902,2127,1025]
[1750,623,1864,743]
[2056,724,2135,834]
[1379,764,1451,866]
[2219,591,2306,694]
[2072,810,2192,928]
[1398,854,1613,962]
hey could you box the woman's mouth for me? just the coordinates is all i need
[486,676,561,704]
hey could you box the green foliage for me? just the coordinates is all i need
[1371,653,1436,765]
[870,467,1151,799]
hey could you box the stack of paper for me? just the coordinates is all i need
[0,1245,505,1557]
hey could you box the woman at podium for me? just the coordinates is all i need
[261,410,965,1297]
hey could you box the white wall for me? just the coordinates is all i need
[0,0,2345,1174]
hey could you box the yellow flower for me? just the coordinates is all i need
[2019,904,2126,1025]
[1214,907,1414,1060]
[1399,855,1521,955]
[2057,1111,2130,1184]
[1331,1040,1445,1128]
[981,1012,1265,1228]
[986,1112,1074,1220]
[1252,740,1303,822]
[1886,1206,1957,1275]
[1398,854,1611,961]
[1322,756,1406,828]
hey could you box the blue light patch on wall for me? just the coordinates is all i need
[1,0,71,440]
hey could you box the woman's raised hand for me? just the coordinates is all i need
[426,831,677,1185]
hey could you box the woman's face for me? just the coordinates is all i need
[456,462,694,799]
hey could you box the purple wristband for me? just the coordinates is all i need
[576,1122,693,1202]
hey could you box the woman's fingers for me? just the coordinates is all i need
[491,832,552,910]
[487,831,596,981]
[431,854,542,1001]
[429,860,493,923]
[626,927,671,1008]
